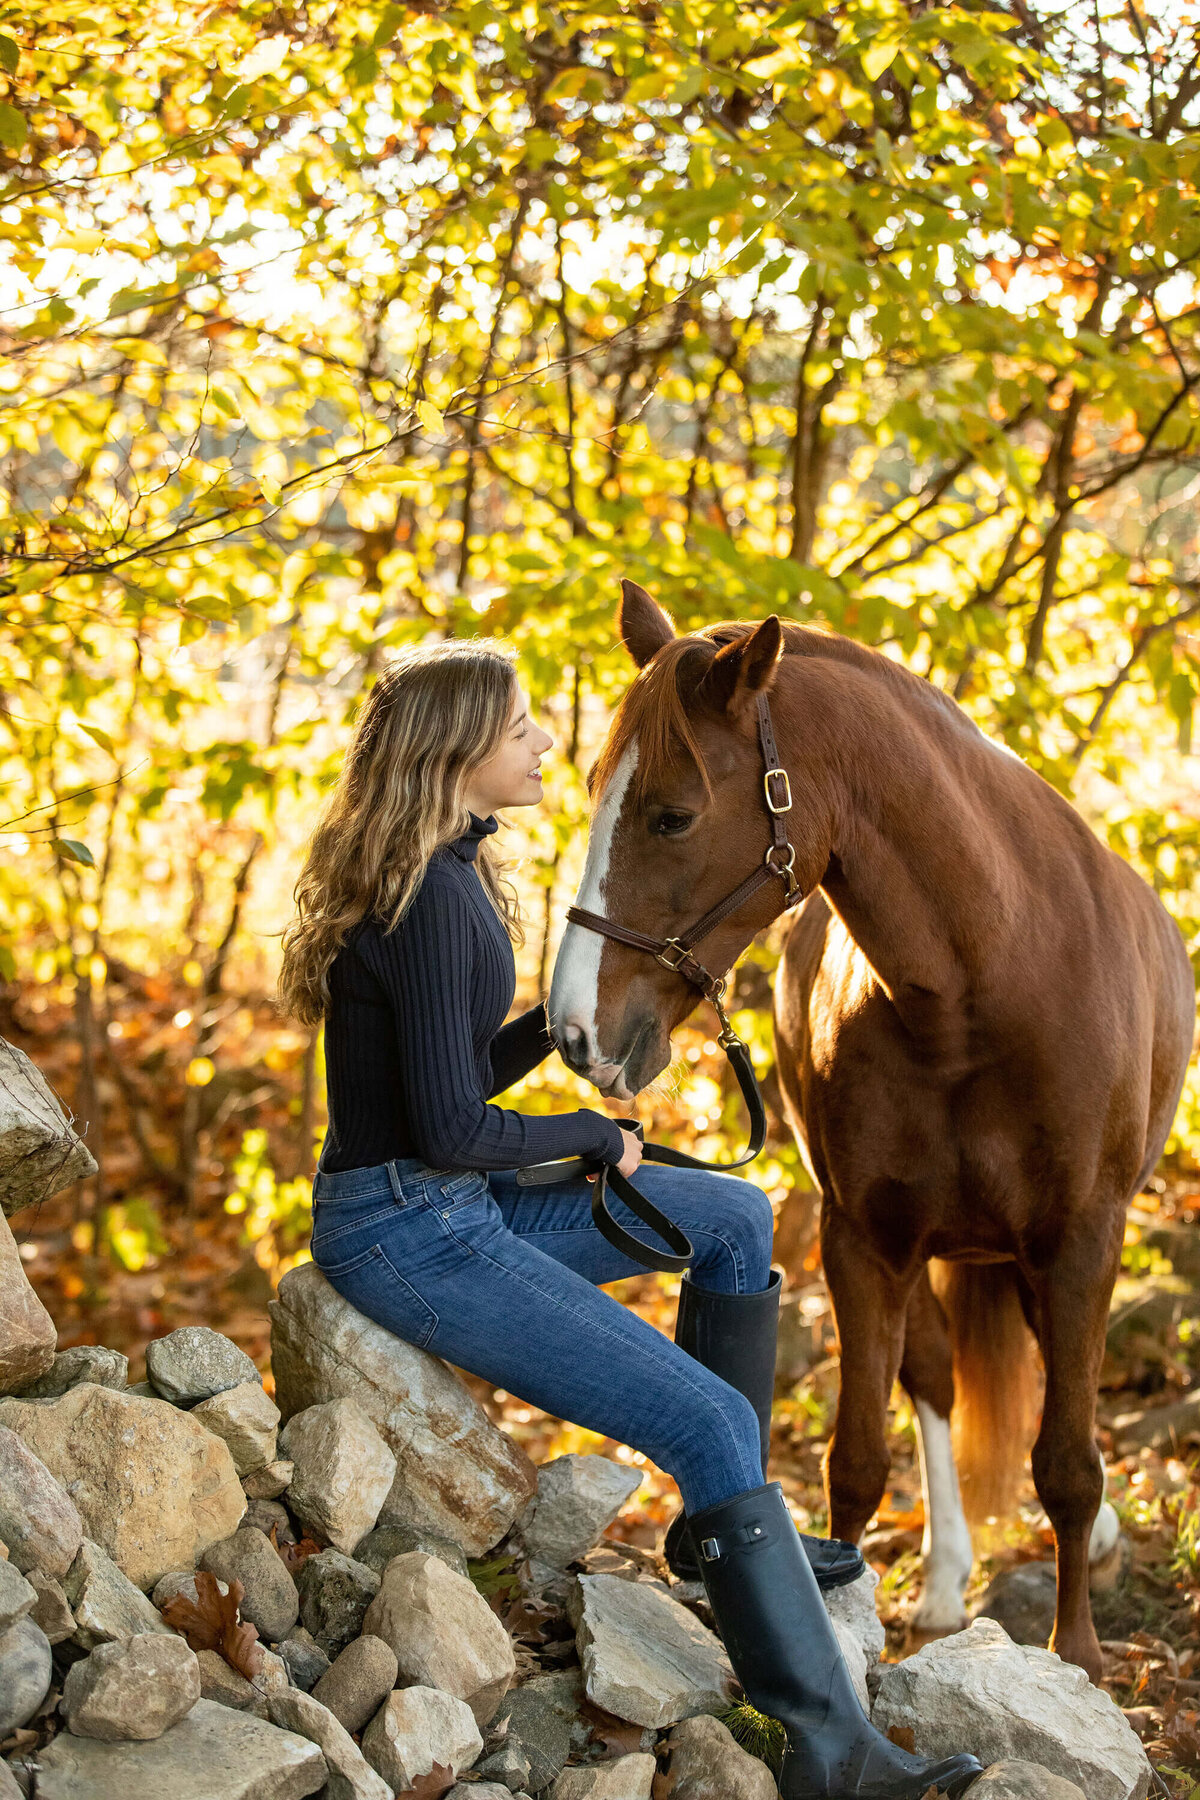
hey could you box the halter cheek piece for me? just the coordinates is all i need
[516,691,802,1274]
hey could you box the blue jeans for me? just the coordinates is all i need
[308,1155,773,1515]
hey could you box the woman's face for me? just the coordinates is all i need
[465,683,555,817]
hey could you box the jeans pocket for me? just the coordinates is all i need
[313,1240,440,1350]
[429,1170,490,1212]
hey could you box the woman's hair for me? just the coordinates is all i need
[276,638,525,1025]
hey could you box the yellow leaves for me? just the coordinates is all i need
[232,34,289,83]
[861,39,900,83]
[186,1056,215,1086]
[415,399,446,436]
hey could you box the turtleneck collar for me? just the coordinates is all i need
[448,810,499,863]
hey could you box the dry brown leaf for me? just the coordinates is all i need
[276,1530,325,1575]
[886,1724,917,1754]
[394,1763,456,1799]
[579,1697,648,1757]
[158,1569,264,1681]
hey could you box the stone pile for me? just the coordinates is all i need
[0,1062,1161,1799]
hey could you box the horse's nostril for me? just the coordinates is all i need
[560,1022,588,1066]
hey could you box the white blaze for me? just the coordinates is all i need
[911,1398,974,1634]
[548,741,638,1081]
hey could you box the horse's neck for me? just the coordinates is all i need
[786,659,1017,1031]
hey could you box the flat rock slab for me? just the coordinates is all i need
[35,1697,328,1799]
[0,1422,83,1578]
[63,1538,174,1649]
[0,1383,245,1591]
[0,1037,97,1220]
[551,1755,657,1799]
[571,1571,734,1729]
[270,1262,535,1556]
[524,1454,643,1569]
[871,1618,1152,1800]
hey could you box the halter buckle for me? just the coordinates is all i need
[655,938,691,974]
[764,767,792,814]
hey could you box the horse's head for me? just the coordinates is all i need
[548,580,830,1099]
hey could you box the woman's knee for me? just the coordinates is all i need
[691,1176,776,1288]
[663,1376,764,1508]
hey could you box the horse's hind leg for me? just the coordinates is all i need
[1027,1220,1121,1681]
[900,1269,973,1634]
[821,1208,911,1546]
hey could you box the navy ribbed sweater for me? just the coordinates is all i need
[319,811,626,1174]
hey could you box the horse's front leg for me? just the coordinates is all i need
[821,1205,913,1546]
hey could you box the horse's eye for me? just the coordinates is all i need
[655,811,693,836]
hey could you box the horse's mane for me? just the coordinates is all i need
[590,620,978,809]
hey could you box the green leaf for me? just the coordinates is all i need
[54,838,95,867]
[0,35,19,75]
[0,102,27,149]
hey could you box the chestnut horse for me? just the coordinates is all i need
[548,581,1194,1679]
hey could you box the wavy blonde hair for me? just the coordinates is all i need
[276,639,525,1026]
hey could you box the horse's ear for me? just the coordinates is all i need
[619,578,676,668]
[697,616,784,720]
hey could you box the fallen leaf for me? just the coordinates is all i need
[159,1569,264,1681]
[276,1531,325,1576]
[394,1763,456,1799]
[886,1725,917,1753]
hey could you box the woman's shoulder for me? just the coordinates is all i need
[356,853,475,943]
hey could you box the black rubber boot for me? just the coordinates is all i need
[663,1270,865,1592]
[688,1481,983,1799]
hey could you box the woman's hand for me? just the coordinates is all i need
[586,1125,643,1182]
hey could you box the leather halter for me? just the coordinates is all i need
[565,690,801,1049]
[513,690,802,1275]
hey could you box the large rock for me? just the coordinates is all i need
[570,1571,734,1729]
[270,1262,535,1556]
[523,1454,643,1569]
[0,1383,246,1589]
[551,1757,657,1799]
[871,1618,1152,1800]
[0,1612,52,1734]
[362,1550,516,1727]
[61,1631,201,1740]
[243,1458,295,1500]
[14,1344,128,1398]
[477,1668,583,1793]
[655,1713,777,1799]
[969,1763,1087,1799]
[198,1528,300,1643]
[353,1521,470,1580]
[0,1037,97,1220]
[63,1537,174,1649]
[296,1549,380,1660]
[145,1326,261,1407]
[0,1203,56,1391]
[27,1566,75,1642]
[823,1565,885,1698]
[0,1554,36,1629]
[278,1398,396,1553]
[192,1380,279,1475]
[361,1684,484,1792]
[0,1422,83,1576]
[267,1688,393,1800]
[311,1633,398,1734]
[34,1696,327,1798]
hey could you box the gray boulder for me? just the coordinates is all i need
[0,1554,36,1629]
[14,1345,128,1399]
[551,1756,657,1798]
[296,1549,380,1660]
[973,1563,1058,1647]
[656,1712,778,1798]
[570,1571,734,1729]
[63,1537,174,1649]
[27,1566,75,1642]
[353,1521,469,1580]
[362,1550,516,1727]
[198,1527,300,1643]
[0,1422,83,1577]
[192,1380,279,1475]
[270,1262,535,1556]
[145,1326,261,1406]
[523,1454,643,1569]
[61,1631,201,1740]
[361,1684,483,1793]
[278,1624,331,1692]
[278,1398,396,1554]
[267,1687,392,1800]
[34,1696,328,1799]
[0,1037,96,1220]
[871,1618,1152,1800]
[477,1668,583,1793]
[969,1763,1087,1799]
[310,1633,398,1734]
[0,1612,52,1735]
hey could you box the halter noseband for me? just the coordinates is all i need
[565,690,801,1043]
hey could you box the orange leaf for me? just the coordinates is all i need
[159,1570,264,1682]
[395,1763,456,1800]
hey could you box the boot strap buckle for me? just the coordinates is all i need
[699,1536,721,1562]
[698,1520,769,1561]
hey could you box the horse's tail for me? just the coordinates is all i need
[929,1260,1041,1527]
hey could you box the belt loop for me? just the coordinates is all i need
[385,1160,405,1202]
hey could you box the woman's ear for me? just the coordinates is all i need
[696,616,784,721]
[618,578,676,668]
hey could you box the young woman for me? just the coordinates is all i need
[277,639,982,1800]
